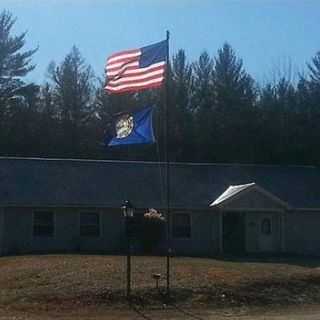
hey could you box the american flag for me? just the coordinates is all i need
[105,40,167,94]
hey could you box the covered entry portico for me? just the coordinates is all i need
[210,183,289,254]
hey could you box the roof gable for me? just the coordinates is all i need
[210,183,290,210]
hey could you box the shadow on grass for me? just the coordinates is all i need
[5,276,320,315]
[128,290,207,320]
[168,301,207,320]
[129,302,154,320]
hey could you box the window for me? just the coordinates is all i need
[261,218,272,235]
[172,213,191,239]
[33,211,54,237]
[80,212,100,237]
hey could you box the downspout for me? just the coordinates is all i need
[0,207,4,256]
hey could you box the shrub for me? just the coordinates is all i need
[140,209,166,253]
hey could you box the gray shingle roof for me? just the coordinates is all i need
[0,157,320,209]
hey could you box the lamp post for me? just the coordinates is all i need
[121,200,134,298]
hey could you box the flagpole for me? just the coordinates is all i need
[164,30,171,297]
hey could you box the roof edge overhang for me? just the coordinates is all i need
[210,183,291,210]
[0,203,211,210]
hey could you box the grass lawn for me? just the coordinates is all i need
[1,254,320,317]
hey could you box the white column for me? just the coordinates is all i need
[280,211,286,252]
[218,210,223,254]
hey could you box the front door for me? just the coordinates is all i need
[223,212,246,254]
[258,213,274,252]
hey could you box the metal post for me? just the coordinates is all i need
[126,217,131,298]
[127,247,131,297]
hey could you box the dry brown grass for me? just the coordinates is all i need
[1,254,320,316]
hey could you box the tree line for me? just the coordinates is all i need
[1,10,320,165]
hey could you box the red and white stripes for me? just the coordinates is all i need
[105,48,165,94]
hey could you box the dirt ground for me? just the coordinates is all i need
[2,255,320,319]
[1,305,320,320]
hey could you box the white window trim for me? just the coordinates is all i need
[261,216,273,235]
[79,210,102,238]
[32,210,56,238]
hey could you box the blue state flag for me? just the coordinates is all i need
[106,106,155,146]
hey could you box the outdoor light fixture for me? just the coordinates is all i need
[152,273,161,291]
[121,200,134,218]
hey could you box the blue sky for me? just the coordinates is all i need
[2,0,320,84]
